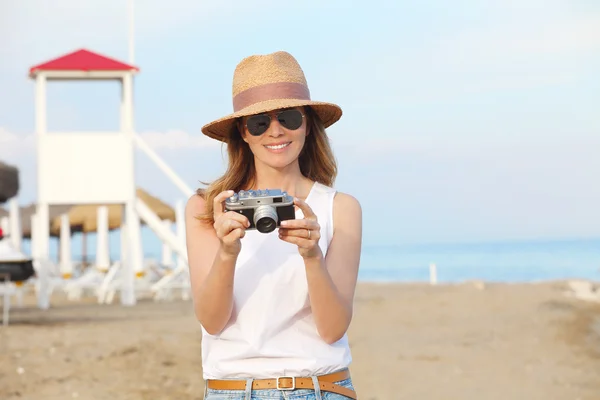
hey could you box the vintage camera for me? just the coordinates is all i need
[224,189,296,233]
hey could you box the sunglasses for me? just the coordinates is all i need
[244,109,305,136]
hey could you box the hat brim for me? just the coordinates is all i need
[201,98,342,142]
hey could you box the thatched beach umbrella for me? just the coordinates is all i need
[0,203,72,238]
[1,188,174,263]
[48,188,175,266]
[0,161,19,204]
[49,188,175,234]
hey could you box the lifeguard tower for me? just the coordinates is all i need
[28,49,193,306]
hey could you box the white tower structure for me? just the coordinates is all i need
[28,49,192,306]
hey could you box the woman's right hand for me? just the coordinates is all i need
[212,190,250,257]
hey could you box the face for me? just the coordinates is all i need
[240,107,308,169]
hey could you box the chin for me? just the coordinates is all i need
[258,143,303,169]
[269,160,296,170]
[261,154,298,170]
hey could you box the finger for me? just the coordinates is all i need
[278,234,311,247]
[217,219,245,238]
[223,211,251,227]
[213,190,235,219]
[224,227,245,242]
[279,227,320,241]
[293,197,316,219]
[280,218,319,230]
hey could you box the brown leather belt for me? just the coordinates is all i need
[206,368,357,399]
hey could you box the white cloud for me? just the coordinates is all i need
[436,13,600,69]
[0,128,35,161]
[0,126,224,204]
[333,131,600,175]
[0,0,276,71]
[331,135,438,161]
[0,126,220,157]
[342,8,600,102]
[138,129,222,150]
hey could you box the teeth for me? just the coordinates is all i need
[265,142,290,150]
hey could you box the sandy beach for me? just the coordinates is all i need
[1,280,599,400]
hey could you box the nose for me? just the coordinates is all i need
[268,116,284,137]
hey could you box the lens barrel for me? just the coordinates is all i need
[253,205,278,233]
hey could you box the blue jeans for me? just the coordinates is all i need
[203,377,356,399]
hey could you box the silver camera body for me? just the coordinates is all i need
[224,189,296,233]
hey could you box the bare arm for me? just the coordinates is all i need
[185,192,249,335]
[306,193,362,343]
[279,193,362,344]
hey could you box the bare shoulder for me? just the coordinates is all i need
[185,193,215,235]
[332,191,362,218]
[331,191,362,236]
[185,192,219,263]
[185,192,207,218]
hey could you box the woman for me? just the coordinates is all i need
[185,51,362,400]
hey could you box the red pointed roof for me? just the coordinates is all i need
[29,49,139,77]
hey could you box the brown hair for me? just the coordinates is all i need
[195,106,337,225]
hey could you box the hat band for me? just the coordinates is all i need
[232,82,311,112]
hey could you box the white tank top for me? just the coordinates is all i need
[201,182,352,379]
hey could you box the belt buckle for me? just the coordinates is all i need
[276,376,296,391]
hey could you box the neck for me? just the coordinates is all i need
[251,158,311,199]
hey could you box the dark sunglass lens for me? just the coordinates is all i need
[277,109,303,130]
[246,114,271,136]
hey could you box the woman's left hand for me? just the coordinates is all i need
[278,197,322,260]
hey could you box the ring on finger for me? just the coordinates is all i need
[307,229,311,239]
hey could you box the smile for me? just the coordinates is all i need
[264,142,291,150]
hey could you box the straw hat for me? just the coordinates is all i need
[201,51,343,142]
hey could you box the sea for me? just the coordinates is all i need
[356,238,600,283]
[28,232,600,284]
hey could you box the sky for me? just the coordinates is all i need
[0,0,599,246]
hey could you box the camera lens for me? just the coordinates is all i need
[253,205,278,233]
